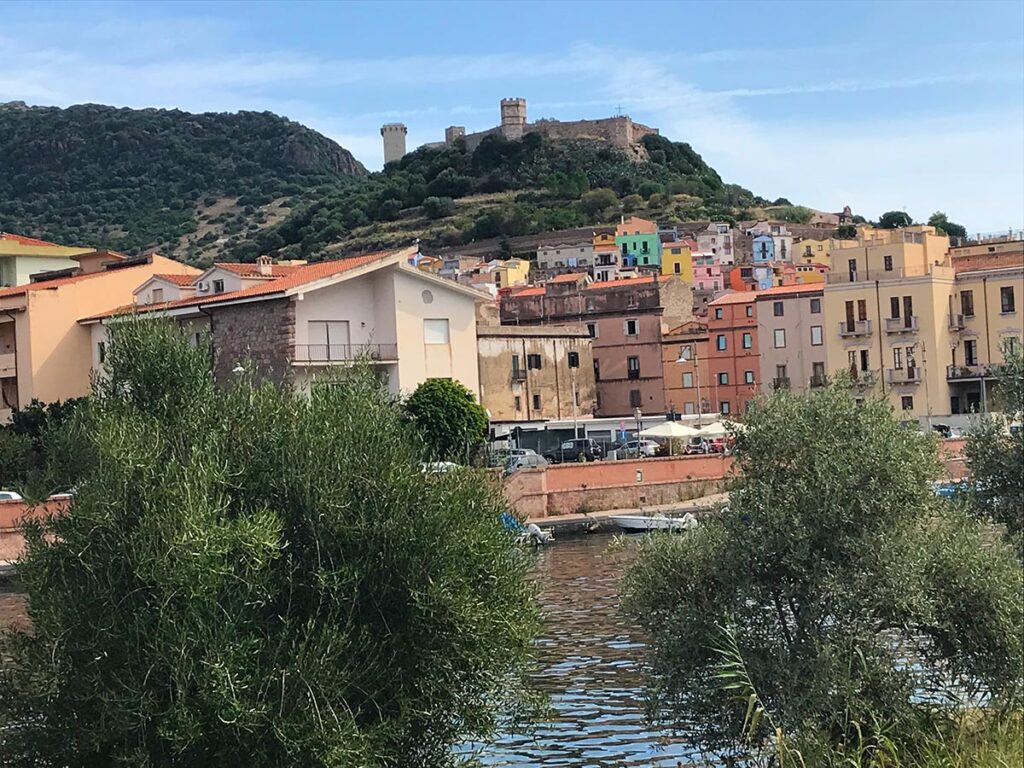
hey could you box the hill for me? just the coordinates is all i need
[225,131,775,261]
[0,102,366,257]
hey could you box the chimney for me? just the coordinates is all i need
[256,254,273,276]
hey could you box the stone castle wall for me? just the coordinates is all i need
[460,117,659,153]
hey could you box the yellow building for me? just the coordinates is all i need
[593,232,620,281]
[796,235,849,267]
[0,232,94,288]
[0,253,199,422]
[823,227,1022,428]
[661,242,694,282]
[493,258,531,288]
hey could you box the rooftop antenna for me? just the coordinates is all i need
[615,104,624,117]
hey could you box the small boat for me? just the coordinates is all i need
[609,512,698,533]
[500,512,554,546]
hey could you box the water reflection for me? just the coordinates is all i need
[472,534,700,767]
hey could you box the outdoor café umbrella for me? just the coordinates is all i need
[696,421,729,438]
[640,421,700,455]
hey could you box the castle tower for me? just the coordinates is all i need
[444,125,466,145]
[499,98,527,140]
[380,123,408,165]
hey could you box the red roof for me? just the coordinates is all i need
[755,283,824,298]
[708,290,755,306]
[508,286,546,297]
[0,232,60,247]
[152,274,197,286]
[548,272,588,284]
[213,262,303,278]
[83,249,406,321]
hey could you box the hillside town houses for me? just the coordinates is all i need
[1,217,1021,453]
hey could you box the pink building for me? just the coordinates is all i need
[692,254,723,292]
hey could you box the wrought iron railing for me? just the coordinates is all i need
[294,343,398,363]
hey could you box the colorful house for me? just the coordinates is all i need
[692,254,723,292]
[752,234,775,264]
[593,232,620,282]
[0,233,94,288]
[615,216,661,269]
[661,241,694,281]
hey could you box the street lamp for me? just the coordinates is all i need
[676,344,703,427]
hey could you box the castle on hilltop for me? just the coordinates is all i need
[380,97,659,164]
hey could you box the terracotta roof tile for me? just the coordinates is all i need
[548,272,588,284]
[0,232,59,247]
[953,252,1024,274]
[507,286,546,297]
[755,283,824,298]
[212,262,303,278]
[153,274,198,286]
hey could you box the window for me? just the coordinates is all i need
[901,395,914,411]
[893,347,903,369]
[810,326,823,346]
[848,350,857,371]
[847,258,858,280]
[682,372,694,388]
[97,341,106,364]
[810,297,821,314]
[511,353,523,377]
[744,370,755,384]
[627,293,638,307]
[533,394,541,410]
[683,402,695,415]
[527,353,542,370]
[424,319,450,344]
[776,364,788,381]
[586,298,596,311]
[884,255,893,271]
[674,262,681,274]
[961,290,975,317]
[1001,286,1016,313]
[212,279,225,294]
[593,359,601,381]
[890,296,901,319]
[629,389,642,408]
[858,299,868,322]
[624,319,638,336]
[514,396,522,411]
[860,350,869,371]
[627,356,641,378]
[745,305,753,318]
[309,320,350,358]
[716,334,727,351]
[812,362,825,382]
[587,322,598,338]
[1005,337,1021,356]
[773,301,784,317]
[742,332,752,349]
[679,344,692,359]
[567,351,580,368]
[964,339,977,366]
[773,329,786,348]
[721,401,731,415]
[152,287,164,303]
[717,371,729,385]
[714,307,723,320]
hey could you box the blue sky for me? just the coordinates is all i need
[2,0,1022,232]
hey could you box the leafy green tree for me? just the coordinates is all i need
[928,210,968,241]
[966,341,1024,553]
[773,197,792,205]
[621,193,643,213]
[579,188,619,218]
[638,181,664,200]
[421,195,456,219]
[404,378,489,463]
[878,210,913,229]
[836,223,857,239]
[0,318,539,767]
[624,383,1023,757]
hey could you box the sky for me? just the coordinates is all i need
[2,0,1023,233]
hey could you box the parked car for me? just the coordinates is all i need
[489,447,537,467]
[607,439,660,461]
[684,438,726,455]
[0,490,24,502]
[543,438,603,464]
[503,453,549,475]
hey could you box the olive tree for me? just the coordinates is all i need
[623,383,1023,757]
[0,318,539,767]
[965,341,1024,553]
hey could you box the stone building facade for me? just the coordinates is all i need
[211,298,295,386]
[476,324,596,423]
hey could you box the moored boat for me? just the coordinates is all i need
[608,512,698,533]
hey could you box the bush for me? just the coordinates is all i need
[624,382,1024,758]
[579,188,618,217]
[638,181,665,199]
[0,318,539,767]
[421,195,456,219]
[621,194,643,213]
[404,378,489,463]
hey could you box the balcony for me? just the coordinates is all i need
[838,320,872,338]
[0,352,14,378]
[948,314,966,331]
[511,367,527,382]
[884,316,919,334]
[809,374,827,388]
[772,377,790,390]
[627,368,641,380]
[886,367,922,385]
[947,364,997,381]
[293,343,399,364]
[852,370,876,387]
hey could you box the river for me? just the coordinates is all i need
[0,534,696,765]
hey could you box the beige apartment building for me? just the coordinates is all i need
[0,232,94,288]
[476,324,595,423]
[0,253,199,422]
[755,284,827,395]
[823,227,1022,426]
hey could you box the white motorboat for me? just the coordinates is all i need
[608,512,698,533]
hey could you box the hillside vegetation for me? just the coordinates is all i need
[0,103,365,257]
[0,102,776,263]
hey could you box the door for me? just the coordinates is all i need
[845,301,855,333]
[902,296,914,328]
[308,320,351,361]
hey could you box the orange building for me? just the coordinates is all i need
[706,292,761,417]
[662,321,710,417]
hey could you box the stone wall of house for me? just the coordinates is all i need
[210,298,295,386]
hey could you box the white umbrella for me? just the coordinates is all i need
[640,421,700,439]
[696,421,728,438]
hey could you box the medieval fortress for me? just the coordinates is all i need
[380,97,659,164]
